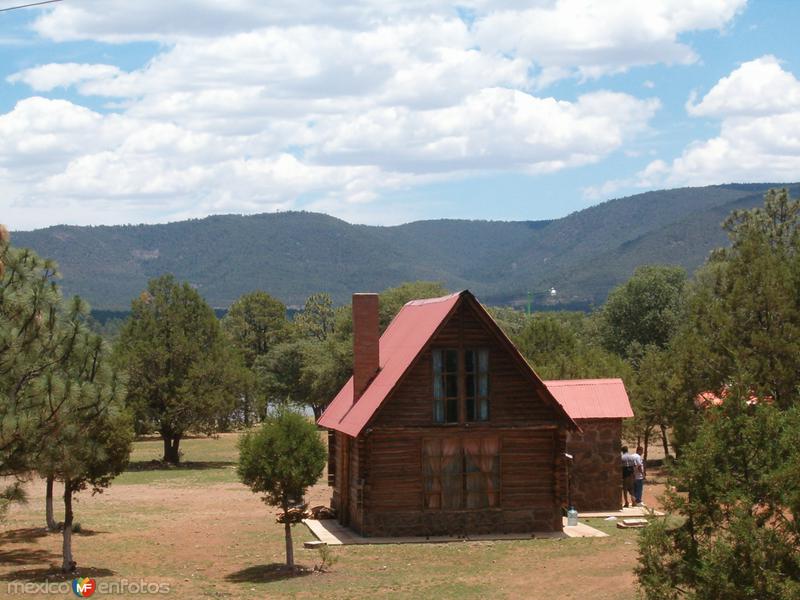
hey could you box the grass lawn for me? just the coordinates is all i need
[1,433,650,599]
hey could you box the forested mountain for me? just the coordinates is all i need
[11,183,798,310]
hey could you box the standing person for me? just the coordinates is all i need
[633,445,645,506]
[621,446,635,508]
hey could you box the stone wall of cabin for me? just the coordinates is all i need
[566,418,622,512]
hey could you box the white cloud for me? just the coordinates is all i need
[656,56,800,186]
[474,0,746,82]
[686,55,800,117]
[1,86,657,222]
[642,113,800,186]
[3,0,747,227]
[6,63,121,92]
[593,56,800,196]
[30,0,746,82]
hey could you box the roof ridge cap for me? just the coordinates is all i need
[404,291,463,306]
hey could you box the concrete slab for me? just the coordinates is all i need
[578,506,663,518]
[303,517,607,545]
[562,519,608,538]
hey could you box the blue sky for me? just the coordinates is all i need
[2,0,799,229]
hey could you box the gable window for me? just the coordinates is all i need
[432,349,489,423]
[423,437,500,509]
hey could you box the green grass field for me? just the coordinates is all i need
[1,434,645,599]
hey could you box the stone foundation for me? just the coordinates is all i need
[361,507,562,537]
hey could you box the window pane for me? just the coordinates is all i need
[478,349,489,373]
[478,397,489,421]
[465,372,475,422]
[433,350,444,422]
[465,454,487,509]
[464,349,475,372]
[445,349,458,372]
[441,438,462,508]
[466,397,475,421]
[478,373,488,398]
[425,437,500,510]
[446,398,458,423]
[434,398,444,423]
[446,373,458,398]
[433,372,444,400]
[432,350,443,374]
[423,439,442,508]
[487,454,500,507]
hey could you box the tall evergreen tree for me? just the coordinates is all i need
[596,265,687,455]
[34,297,133,554]
[34,317,133,570]
[222,291,289,425]
[1,228,125,517]
[637,189,800,599]
[679,188,800,409]
[294,292,335,342]
[598,265,687,360]
[223,291,288,367]
[115,275,241,463]
[638,401,800,599]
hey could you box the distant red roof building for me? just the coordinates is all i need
[544,378,634,420]
[545,378,634,511]
[695,388,772,408]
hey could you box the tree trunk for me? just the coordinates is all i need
[61,479,75,572]
[660,424,671,460]
[46,476,57,531]
[162,434,181,464]
[643,427,651,463]
[282,496,294,569]
[243,392,251,428]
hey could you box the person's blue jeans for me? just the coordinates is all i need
[634,479,644,504]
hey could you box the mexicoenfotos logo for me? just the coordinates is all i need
[72,578,96,597]
[6,578,170,595]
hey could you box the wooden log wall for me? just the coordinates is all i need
[360,427,563,537]
[371,300,560,428]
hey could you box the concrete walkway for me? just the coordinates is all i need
[303,517,607,546]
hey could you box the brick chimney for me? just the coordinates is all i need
[352,293,380,402]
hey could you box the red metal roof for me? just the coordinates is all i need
[544,378,634,420]
[318,290,577,437]
[317,292,461,437]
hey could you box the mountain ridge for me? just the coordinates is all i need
[10,183,798,310]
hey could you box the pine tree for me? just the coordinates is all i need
[637,189,800,599]
[294,292,335,342]
[237,409,326,569]
[31,297,133,570]
[679,188,800,409]
[222,291,289,425]
[1,228,121,517]
[115,275,242,463]
[637,401,800,599]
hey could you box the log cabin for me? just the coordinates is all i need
[317,290,578,537]
[544,379,633,511]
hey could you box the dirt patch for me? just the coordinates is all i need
[1,435,646,599]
